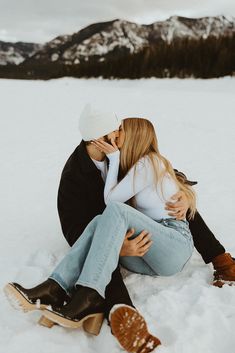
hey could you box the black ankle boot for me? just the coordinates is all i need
[4,279,69,312]
[43,286,106,335]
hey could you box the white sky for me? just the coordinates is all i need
[0,0,234,43]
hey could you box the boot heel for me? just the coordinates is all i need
[83,313,104,335]
[38,315,55,328]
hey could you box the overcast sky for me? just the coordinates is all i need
[0,0,234,43]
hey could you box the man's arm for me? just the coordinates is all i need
[165,170,198,220]
[165,190,190,220]
[120,229,153,257]
[57,176,96,246]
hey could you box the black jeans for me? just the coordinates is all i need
[104,265,134,320]
[188,211,225,264]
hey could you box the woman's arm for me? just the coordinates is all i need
[104,150,120,201]
[91,138,155,204]
[104,152,154,204]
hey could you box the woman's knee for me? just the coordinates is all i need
[86,215,102,231]
[90,215,102,224]
[105,201,125,214]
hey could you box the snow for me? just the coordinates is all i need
[1,77,235,352]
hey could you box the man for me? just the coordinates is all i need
[5,105,235,353]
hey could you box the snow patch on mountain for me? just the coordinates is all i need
[62,20,149,64]
[0,41,42,65]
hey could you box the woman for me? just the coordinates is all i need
[4,117,196,353]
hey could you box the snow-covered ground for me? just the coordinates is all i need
[1,77,235,353]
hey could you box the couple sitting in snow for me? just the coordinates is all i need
[4,105,235,353]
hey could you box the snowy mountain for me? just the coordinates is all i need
[0,41,42,65]
[151,15,235,43]
[0,15,234,67]
[0,15,234,79]
[23,15,235,66]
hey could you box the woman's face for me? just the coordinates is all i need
[116,122,125,149]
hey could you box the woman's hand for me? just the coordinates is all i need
[120,229,153,257]
[91,138,118,155]
[165,190,189,220]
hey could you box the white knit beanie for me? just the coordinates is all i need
[79,104,121,141]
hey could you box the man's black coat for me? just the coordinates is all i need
[58,141,106,247]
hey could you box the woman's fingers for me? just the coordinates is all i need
[91,140,107,150]
[91,139,118,154]
[91,141,104,152]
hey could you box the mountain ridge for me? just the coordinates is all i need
[0,15,234,66]
[0,15,234,79]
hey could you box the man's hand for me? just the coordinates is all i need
[120,228,153,257]
[165,190,189,220]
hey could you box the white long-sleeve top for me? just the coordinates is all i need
[104,150,179,221]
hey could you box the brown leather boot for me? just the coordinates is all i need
[110,305,161,353]
[212,253,235,287]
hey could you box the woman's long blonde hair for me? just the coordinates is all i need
[119,118,196,219]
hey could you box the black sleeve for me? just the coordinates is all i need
[174,169,198,186]
[57,176,93,246]
[187,210,225,263]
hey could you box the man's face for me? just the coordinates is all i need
[102,129,120,144]
[101,124,125,149]
[95,124,125,149]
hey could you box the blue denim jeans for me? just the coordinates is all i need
[49,201,194,298]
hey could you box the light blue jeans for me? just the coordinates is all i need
[50,201,194,298]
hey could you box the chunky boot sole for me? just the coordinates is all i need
[4,283,48,312]
[38,315,56,328]
[43,309,104,335]
[110,306,161,353]
[213,279,235,288]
